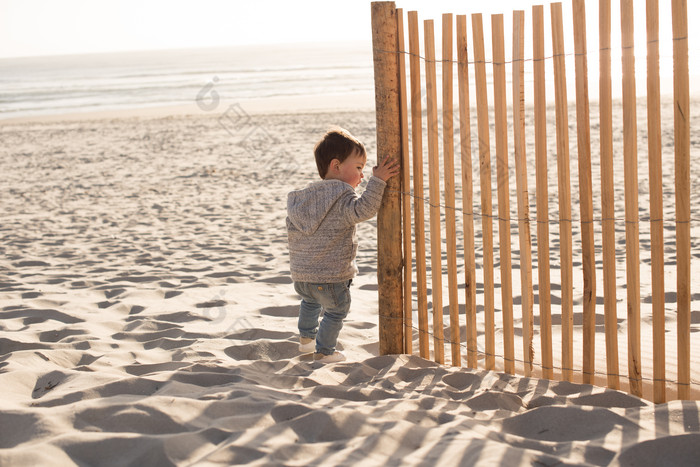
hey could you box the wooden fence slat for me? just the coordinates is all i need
[646,0,666,404]
[512,10,534,377]
[457,14,478,369]
[551,2,574,382]
[598,0,620,390]
[672,0,691,400]
[424,19,445,364]
[533,4,553,380]
[371,1,404,356]
[442,13,461,367]
[407,11,430,360]
[397,8,413,356]
[492,14,515,375]
[621,0,643,398]
[598,0,620,391]
[471,13,496,371]
[573,0,596,385]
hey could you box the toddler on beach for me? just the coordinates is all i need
[286,127,399,363]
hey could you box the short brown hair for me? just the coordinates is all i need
[314,127,366,179]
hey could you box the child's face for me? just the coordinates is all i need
[328,151,366,188]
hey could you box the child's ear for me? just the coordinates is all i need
[330,158,341,172]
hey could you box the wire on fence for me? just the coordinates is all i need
[386,188,700,227]
[373,46,688,66]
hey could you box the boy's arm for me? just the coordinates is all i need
[338,157,400,224]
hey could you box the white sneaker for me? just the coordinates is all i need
[299,337,315,353]
[313,352,346,363]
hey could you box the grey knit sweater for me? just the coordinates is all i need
[286,176,387,283]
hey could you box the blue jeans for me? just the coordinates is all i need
[294,280,352,356]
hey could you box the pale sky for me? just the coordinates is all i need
[0,0,696,59]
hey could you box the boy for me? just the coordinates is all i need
[286,127,399,363]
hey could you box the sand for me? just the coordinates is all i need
[1,106,699,466]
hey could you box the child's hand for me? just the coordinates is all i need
[372,156,400,182]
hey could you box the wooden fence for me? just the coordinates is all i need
[371,0,692,403]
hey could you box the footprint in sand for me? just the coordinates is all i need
[225,340,299,361]
[195,300,227,309]
[2,306,83,325]
[32,370,71,399]
[259,305,298,317]
[38,328,86,343]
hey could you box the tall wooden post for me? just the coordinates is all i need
[371,1,404,355]
[533,4,553,380]
[621,0,643,398]
[472,13,496,371]
[672,0,690,400]
[551,2,574,382]
[512,10,534,377]
[408,11,430,359]
[647,0,666,404]
[492,14,515,375]
[599,0,620,390]
[573,0,596,385]
[397,9,412,356]
[424,19,445,364]
[442,13,461,366]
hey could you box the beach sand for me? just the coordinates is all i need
[1,106,700,466]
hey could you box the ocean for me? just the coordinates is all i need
[1,39,693,121]
[0,41,376,119]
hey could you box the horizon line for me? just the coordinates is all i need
[0,39,372,62]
